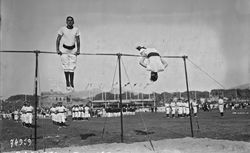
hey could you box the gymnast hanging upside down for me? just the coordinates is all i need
[136,46,168,82]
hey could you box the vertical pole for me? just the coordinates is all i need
[34,50,39,150]
[163,92,165,102]
[235,88,237,99]
[125,88,127,100]
[101,84,104,101]
[0,0,2,105]
[102,91,103,101]
[153,93,156,110]
[117,53,124,142]
[183,56,194,137]
[130,91,132,100]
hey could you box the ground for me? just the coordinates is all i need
[1,108,250,153]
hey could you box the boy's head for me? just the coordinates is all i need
[66,16,74,26]
[136,46,146,51]
[150,72,158,82]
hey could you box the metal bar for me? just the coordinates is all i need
[119,53,140,57]
[90,53,118,56]
[39,51,57,54]
[0,50,185,58]
[118,53,124,142]
[183,56,194,137]
[162,55,185,59]
[34,51,39,150]
[0,50,36,53]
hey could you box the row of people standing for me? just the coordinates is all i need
[165,98,198,118]
[49,103,91,127]
[49,102,68,126]
[71,105,90,120]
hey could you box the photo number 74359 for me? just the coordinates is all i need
[10,138,32,148]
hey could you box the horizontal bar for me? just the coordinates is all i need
[162,55,188,59]
[0,50,187,59]
[0,50,36,53]
[89,53,118,56]
[39,51,56,54]
[119,53,140,57]
[116,53,187,58]
[0,50,119,56]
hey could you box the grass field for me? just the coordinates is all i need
[1,108,250,152]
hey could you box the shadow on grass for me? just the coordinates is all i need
[80,133,96,140]
[134,130,155,135]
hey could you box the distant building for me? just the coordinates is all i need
[40,90,67,108]
[40,90,89,108]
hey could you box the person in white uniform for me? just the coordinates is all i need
[56,16,80,91]
[218,96,224,117]
[56,102,67,126]
[181,100,186,117]
[25,103,34,128]
[192,99,198,117]
[184,100,190,117]
[136,46,168,82]
[13,110,19,121]
[165,101,171,118]
[177,99,183,118]
[79,105,84,120]
[84,105,90,120]
[75,105,80,120]
[50,104,57,124]
[71,105,76,120]
[170,99,177,118]
[20,103,27,126]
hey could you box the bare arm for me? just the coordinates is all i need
[56,34,62,55]
[139,57,147,68]
[161,58,168,69]
[75,35,80,55]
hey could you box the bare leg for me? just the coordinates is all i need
[64,72,70,87]
[69,72,74,88]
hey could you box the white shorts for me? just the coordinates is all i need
[165,107,170,114]
[61,54,77,72]
[26,113,33,124]
[171,107,176,114]
[193,107,197,114]
[219,105,224,113]
[57,113,66,123]
[60,46,77,72]
[146,56,165,72]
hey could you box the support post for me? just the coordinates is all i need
[183,56,194,137]
[34,50,40,150]
[117,53,124,142]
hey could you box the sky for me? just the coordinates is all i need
[0,0,249,98]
